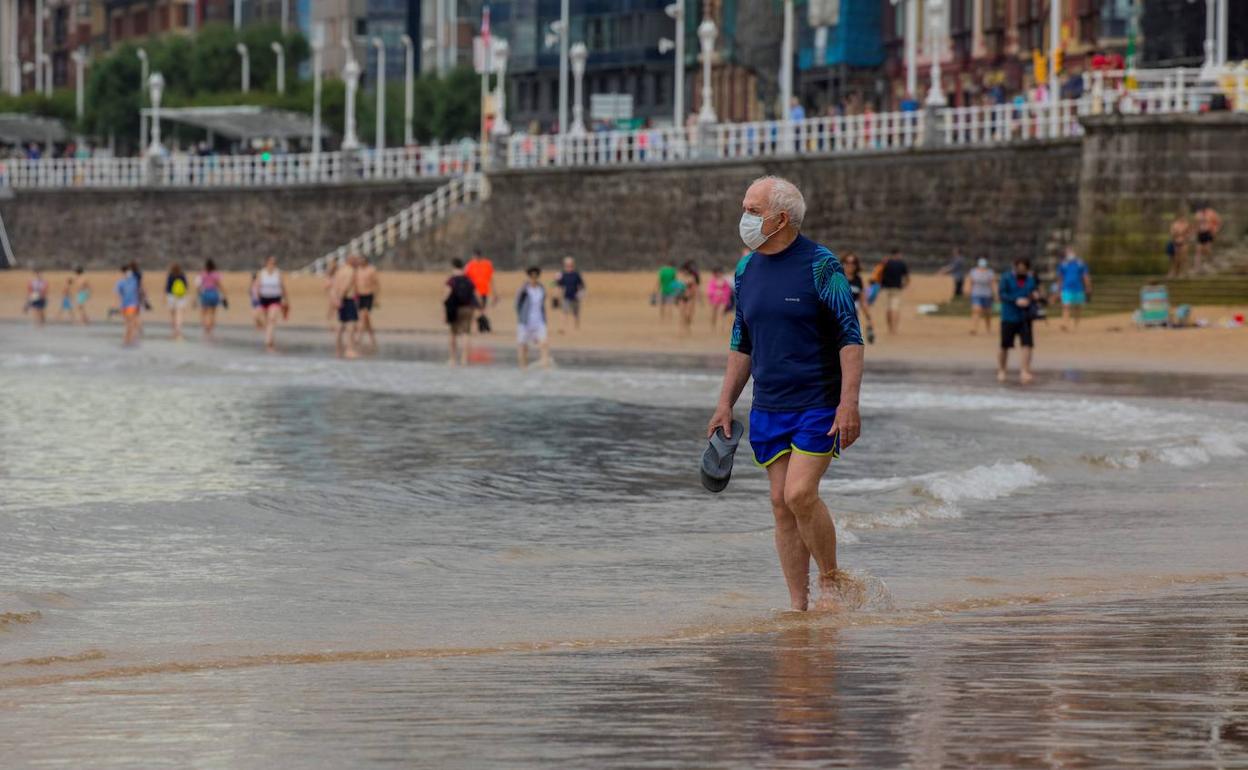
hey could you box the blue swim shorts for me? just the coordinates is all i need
[971,295,993,310]
[1061,289,1087,306]
[748,406,841,467]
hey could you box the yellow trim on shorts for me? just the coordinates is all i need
[755,448,792,468]
[790,443,840,460]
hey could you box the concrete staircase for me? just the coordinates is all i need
[302,174,486,274]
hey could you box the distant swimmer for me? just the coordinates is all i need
[707,176,865,612]
[354,254,380,352]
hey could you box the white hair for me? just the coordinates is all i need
[752,175,807,228]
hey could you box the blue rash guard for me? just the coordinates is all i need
[730,234,864,412]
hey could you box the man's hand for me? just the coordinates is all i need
[707,404,734,439]
[1016,297,1030,307]
[829,403,861,450]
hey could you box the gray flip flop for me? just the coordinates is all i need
[701,420,745,493]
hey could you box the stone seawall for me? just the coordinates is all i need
[0,180,444,271]
[1077,113,1248,274]
[397,141,1083,272]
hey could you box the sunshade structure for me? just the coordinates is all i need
[140,106,325,143]
[0,113,69,145]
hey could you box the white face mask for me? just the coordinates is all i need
[739,212,781,250]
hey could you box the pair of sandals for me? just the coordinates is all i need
[700,420,745,493]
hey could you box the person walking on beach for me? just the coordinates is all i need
[707,176,864,612]
[967,257,996,335]
[464,248,496,333]
[706,266,733,332]
[1057,246,1091,331]
[165,263,190,341]
[841,252,874,344]
[196,259,227,341]
[354,254,380,352]
[877,248,909,335]
[515,266,552,368]
[444,258,477,366]
[677,262,700,336]
[24,268,48,326]
[72,267,91,325]
[998,257,1038,385]
[1167,213,1192,278]
[256,256,288,353]
[655,262,679,320]
[330,254,360,359]
[115,264,141,347]
[1194,204,1221,273]
[939,247,967,299]
[553,256,586,333]
[55,275,75,322]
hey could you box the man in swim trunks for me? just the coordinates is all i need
[115,264,141,347]
[1194,204,1220,273]
[707,176,865,612]
[1167,213,1191,278]
[331,254,360,359]
[877,248,909,334]
[353,254,380,351]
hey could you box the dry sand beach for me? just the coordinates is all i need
[4,269,1247,375]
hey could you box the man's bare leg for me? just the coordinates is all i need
[997,348,1009,382]
[767,454,811,611]
[781,453,840,607]
[517,344,528,369]
[448,331,458,365]
[1019,347,1034,384]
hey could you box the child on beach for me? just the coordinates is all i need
[56,276,75,322]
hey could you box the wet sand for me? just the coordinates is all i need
[4,269,1247,376]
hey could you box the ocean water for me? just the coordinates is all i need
[2,325,1247,768]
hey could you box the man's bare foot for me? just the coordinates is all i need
[997,369,1007,383]
[446,357,457,366]
[343,349,358,360]
[1020,370,1035,385]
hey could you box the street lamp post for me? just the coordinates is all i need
[34,0,42,94]
[569,42,587,135]
[236,43,250,93]
[136,48,148,149]
[147,71,164,156]
[1200,0,1217,78]
[780,0,794,119]
[890,0,917,100]
[401,34,414,145]
[311,25,323,168]
[372,37,385,173]
[696,19,717,124]
[40,53,51,96]
[659,1,685,127]
[1215,0,1227,68]
[1048,0,1060,135]
[559,0,569,132]
[233,0,241,30]
[492,38,510,136]
[71,48,85,122]
[342,56,361,150]
[924,0,947,107]
[271,41,285,93]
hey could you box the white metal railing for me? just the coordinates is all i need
[0,143,480,190]
[304,173,484,274]
[712,110,925,158]
[506,126,698,168]
[0,156,148,188]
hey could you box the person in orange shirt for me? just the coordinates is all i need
[464,248,496,333]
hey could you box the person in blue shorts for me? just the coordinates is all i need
[1057,245,1092,331]
[707,176,865,612]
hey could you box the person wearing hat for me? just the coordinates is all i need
[705,176,864,613]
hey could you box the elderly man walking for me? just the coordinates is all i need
[707,176,865,612]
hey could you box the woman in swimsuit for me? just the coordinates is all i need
[196,259,228,341]
[255,255,289,352]
[842,252,875,344]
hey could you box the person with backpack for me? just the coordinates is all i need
[165,262,190,341]
[444,258,478,366]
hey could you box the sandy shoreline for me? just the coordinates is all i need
[4,269,1247,377]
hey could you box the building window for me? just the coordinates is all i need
[1100,0,1130,39]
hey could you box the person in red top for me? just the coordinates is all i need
[464,248,496,333]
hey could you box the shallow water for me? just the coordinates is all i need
[2,324,1247,767]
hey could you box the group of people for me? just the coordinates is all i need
[1167,204,1221,277]
[324,254,380,359]
[23,267,90,327]
[442,250,586,368]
